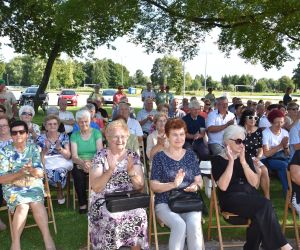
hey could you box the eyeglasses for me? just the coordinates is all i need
[289,108,299,111]
[11,130,27,136]
[111,135,128,141]
[21,112,33,116]
[205,103,211,106]
[0,124,8,128]
[47,123,58,126]
[0,110,4,113]
[245,116,258,121]
[230,138,244,145]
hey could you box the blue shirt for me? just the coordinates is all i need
[182,113,206,144]
[72,122,100,132]
[151,150,201,205]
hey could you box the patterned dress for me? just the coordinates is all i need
[0,143,44,212]
[36,133,71,188]
[89,149,149,250]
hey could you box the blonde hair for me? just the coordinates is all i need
[105,119,129,138]
[44,114,61,126]
[154,112,168,124]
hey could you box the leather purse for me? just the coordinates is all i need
[168,190,203,213]
[105,190,150,213]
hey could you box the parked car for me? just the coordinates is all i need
[57,89,78,106]
[19,86,49,111]
[102,89,116,104]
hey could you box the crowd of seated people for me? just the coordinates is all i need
[0,80,299,250]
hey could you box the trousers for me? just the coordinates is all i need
[155,203,203,250]
[72,166,88,207]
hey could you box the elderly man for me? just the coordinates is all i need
[206,96,236,155]
[169,98,186,118]
[142,82,156,102]
[118,102,143,142]
[0,79,18,119]
[182,100,209,161]
[137,98,157,136]
[58,98,75,135]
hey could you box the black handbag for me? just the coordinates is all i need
[168,190,204,213]
[105,190,150,213]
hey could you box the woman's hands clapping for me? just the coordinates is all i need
[173,169,185,188]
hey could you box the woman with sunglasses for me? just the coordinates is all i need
[239,109,270,199]
[0,120,56,250]
[284,102,299,131]
[261,109,290,197]
[19,105,40,143]
[211,125,292,250]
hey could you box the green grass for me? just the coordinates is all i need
[0,106,298,249]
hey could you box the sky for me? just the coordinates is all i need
[1,33,300,82]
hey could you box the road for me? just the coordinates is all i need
[12,90,285,109]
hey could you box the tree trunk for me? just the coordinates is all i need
[34,39,61,112]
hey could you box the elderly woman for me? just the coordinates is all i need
[89,119,148,250]
[261,109,290,196]
[157,103,169,117]
[284,102,299,131]
[150,118,204,250]
[0,120,55,250]
[288,150,300,216]
[239,109,270,199]
[0,115,12,231]
[211,125,292,250]
[37,115,72,205]
[71,109,103,213]
[85,103,105,131]
[146,112,169,160]
[19,105,40,143]
[72,107,100,132]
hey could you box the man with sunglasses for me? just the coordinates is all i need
[207,96,236,155]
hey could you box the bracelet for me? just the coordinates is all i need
[128,172,137,178]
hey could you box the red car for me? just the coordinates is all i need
[57,89,78,106]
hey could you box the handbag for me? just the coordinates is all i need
[168,190,203,213]
[44,155,73,171]
[105,190,150,213]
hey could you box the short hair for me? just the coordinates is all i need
[239,109,255,126]
[44,114,61,126]
[75,109,91,122]
[223,125,245,142]
[190,96,197,102]
[118,102,130,111]
[10,120,28,134]
[153,112,168,124]
[144,97,153,104]
[19,105,35,117]
[267,109,285,123]
[157,103,169,112]
[165,118,187,137]
[105,119,129,138]
[266,104,279,111]
[189,100,201,109]
[0,114,10,125]
[46,106,59,115]
[256,103,265,110]
[86,103,96,111]
[287,102,299,110]
[0,104,6,112]
[217,96,228,103]
[234,103,244,110]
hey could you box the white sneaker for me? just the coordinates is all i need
[0,219,6,231]
[292,193,300,217]
[58,198,65,205]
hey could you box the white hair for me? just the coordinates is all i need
[223,125,245,142]
[188,100,201,109]
[19,105,35,117]
[75,108,91,122]
[46,106,59,115]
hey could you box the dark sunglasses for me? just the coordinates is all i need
[11,130,27,136]
[205,103,211,105]
[245,116,258,121]
[230,138,244,145]
[289,108,299,111]
[21,112,33,116]
[0,109,4,113]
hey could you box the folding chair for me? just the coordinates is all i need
[207,174,250,250]
[282,169,300,250]
[8,171,57,235]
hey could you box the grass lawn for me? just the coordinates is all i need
[0,106,298,249]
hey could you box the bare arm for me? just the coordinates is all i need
[0,170,25,184]
[71,142,85,167]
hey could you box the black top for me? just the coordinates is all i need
[283,93,292,106]
[244,128,263,157]
[97,108,108,119]
[289,149,300,169]
[211,154,256,202]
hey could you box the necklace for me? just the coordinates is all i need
[47,132,59,143]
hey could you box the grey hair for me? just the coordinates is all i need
[46,106,59,115]
[216,96,228,104]
[19,105,35,117]
[75,108,91,121]
[188,100,201,109]
[223,125,246,142]
[85,103,96,111]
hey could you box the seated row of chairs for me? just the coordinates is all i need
[1,140,299,250]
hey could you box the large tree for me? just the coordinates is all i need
[134,1,300,69]
[0,0,139,109]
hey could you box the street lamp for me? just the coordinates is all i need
[182,62,186,98]
[203,52,208,97]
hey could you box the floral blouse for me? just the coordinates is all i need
[36,133,69,156]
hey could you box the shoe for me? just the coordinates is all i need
[58,198,65,205]
[292,193,300,217]
[0,219,7,231]
[79,208,87,214]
